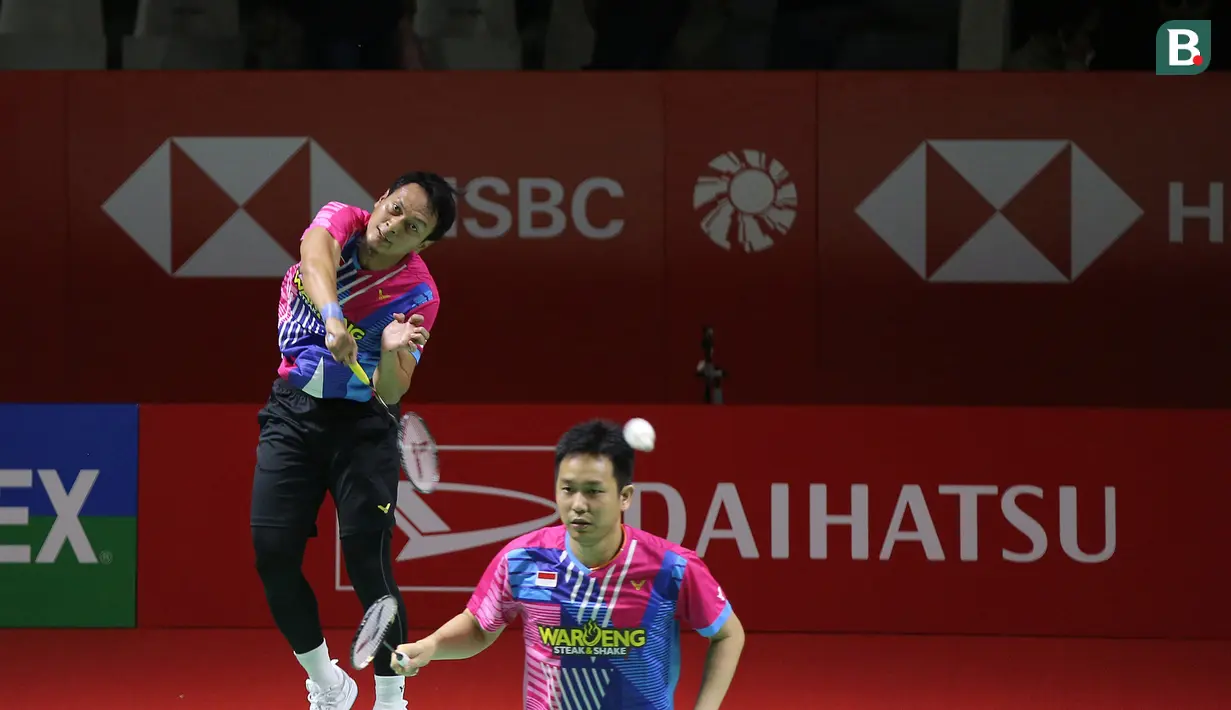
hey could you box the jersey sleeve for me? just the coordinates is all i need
[465,546,518,633]
[676,551,732,638]
[303,202,366,246]
[408,295,439,331]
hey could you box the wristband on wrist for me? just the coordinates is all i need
[321,302,344,323]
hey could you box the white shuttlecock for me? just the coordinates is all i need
[623,418,656,452]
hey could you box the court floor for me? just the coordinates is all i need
[2,628,1228,708]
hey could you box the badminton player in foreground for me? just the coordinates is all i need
[390,419,746,709]
[250,172,457,710]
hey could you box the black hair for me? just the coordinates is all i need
[554,419,635,490]
[387,171,459,242]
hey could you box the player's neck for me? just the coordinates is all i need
[357,244,406,271]
[572,524,625,570]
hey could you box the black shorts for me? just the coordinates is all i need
[250,378,400,538]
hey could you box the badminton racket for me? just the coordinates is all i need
[349,595,408,670]
[348,361,440,494]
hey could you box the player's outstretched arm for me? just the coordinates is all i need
[390,610,501,676]
[299,227,344,316]
[300,226,358,363]
[693,611,745,710]
[394,541,516,677]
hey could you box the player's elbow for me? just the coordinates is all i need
[479,628,501,652]
[710,612,745,647]
[472,621,501,652]
[463,609,501,654]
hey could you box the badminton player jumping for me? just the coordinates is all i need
[390,419,746,709]
[250,172,457,710]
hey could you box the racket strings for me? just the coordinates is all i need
[354,596,399,663]
[400,415,440,491]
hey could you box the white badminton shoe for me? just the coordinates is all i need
[305,660,358,710]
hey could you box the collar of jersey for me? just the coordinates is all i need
[564,524,629,575]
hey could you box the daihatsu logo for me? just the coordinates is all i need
[392,481,558,561]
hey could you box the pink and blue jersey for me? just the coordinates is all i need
[467,525,733,710]
[275,202,439,401]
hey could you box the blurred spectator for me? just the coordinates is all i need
[0,0,108,69]
[34,0,1167,72]
[303,0,404,69]
[769,0,843,69]
[715,0,778,69]
[585,0,690,69]
[515,0,551,69]
[838,0,958,69]
[665,0,782,70]
[244,0,305,68]
[414,0,520,69]
[121,0,245,69]
[667,0,729,69]
[102,0,139,68]
[541,0,593,69]
[1006,0,1099,70]
[769,0,958,70]
[397,0,426,68]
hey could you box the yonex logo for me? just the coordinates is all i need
[102,137,370,279]
[0,469,100,564]
[856,140,1144,283]
[694,149,798,253]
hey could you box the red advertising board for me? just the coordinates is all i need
[138,403,1231,639]
[1,72,1228,407]
[1,72,68,399]
[661,74,820,404]
[816,73,1231,408]
[65,73,666,404]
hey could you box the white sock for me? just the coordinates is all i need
[375,675,405,704]
[295,641,340,688]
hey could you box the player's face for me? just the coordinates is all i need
[556,454,632,544]
[365,183,439,257]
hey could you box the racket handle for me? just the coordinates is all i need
[348,361,372,386]
[383,641,408,665]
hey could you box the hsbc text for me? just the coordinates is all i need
[627,483,1116,564]
[442,176,624,240]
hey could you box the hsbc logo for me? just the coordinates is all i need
[694,149,798,253]
[856,140,1145,283]
[102,137,371,279]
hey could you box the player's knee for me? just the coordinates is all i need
[252,526,307,581]
[340,529,396,600]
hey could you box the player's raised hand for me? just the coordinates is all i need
[381,313,430,353]
[324,318,358,365]
[390,638,436,677]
